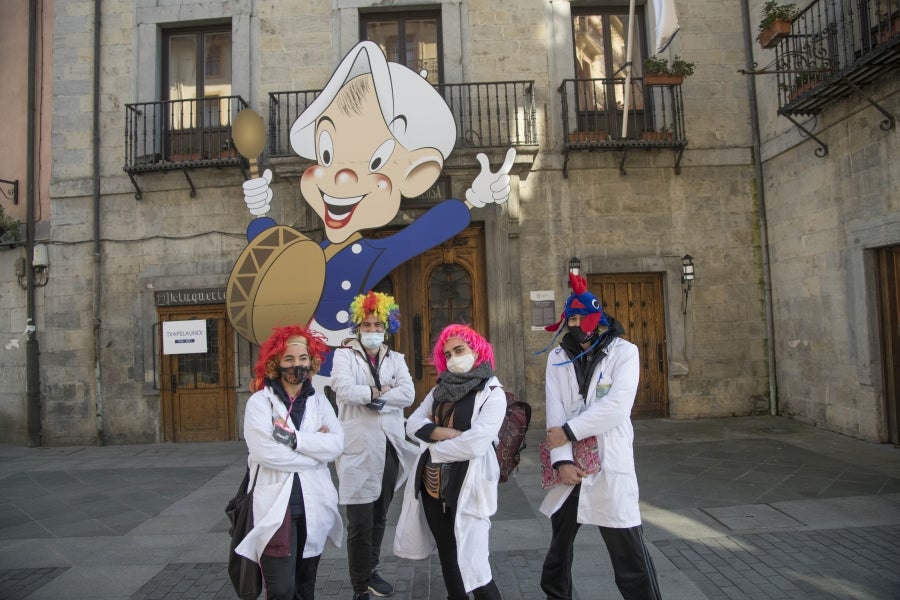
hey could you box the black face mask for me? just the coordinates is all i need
[569,326,597,346]
[280,365,310,385]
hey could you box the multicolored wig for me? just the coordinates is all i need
[250,324,329,392]
[349,291,401,334]
[432,323,495,374]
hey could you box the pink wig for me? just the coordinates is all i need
[432,323,495,373]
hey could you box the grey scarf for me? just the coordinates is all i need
[432,361,494,404]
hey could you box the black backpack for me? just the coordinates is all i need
[493,390,532,483]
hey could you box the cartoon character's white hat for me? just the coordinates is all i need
[290,41,457,160]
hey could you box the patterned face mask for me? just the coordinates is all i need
[446,353,476,374]
[280,365,310,385]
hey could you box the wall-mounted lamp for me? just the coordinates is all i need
[17,243,49,289]
[681,254,694,313]
[568,256,582,276]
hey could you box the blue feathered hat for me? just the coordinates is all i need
[545,272,608,334]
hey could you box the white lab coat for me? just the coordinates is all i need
[539,338,643,528]
[236,385,344,562]
[393,376,505,592]
[331,341,418,504]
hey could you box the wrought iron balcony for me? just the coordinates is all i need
[559,77,688,176]
[744,0,898,155]
[267,81,537,158]
[123,96,249,198]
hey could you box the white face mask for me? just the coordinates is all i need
[360,332,385,349]
[446,353,476,374]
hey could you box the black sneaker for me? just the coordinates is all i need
[367,571,394,597]
[352,593,370,600]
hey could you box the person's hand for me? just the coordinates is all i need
[243,168,273,216]
[431,426,461,441]
[317,425,329,433]
[465,148,515,207]
[545,426,568,450]
[558,463,587,485]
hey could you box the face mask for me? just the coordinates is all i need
[280,365,310,385]
[360,332,385,349]
[569,326,597,346]
[446,353,476,374]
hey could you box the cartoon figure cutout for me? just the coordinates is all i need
[226,41,515,382]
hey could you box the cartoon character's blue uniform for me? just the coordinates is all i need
[246,199,471,376]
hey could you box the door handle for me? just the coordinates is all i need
[171,374,177,394]
[413,314,423,380]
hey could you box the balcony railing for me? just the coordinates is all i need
[769,0,899,117]
[124,95,249,174]
[559,77,688,175]
[267,81,537,158]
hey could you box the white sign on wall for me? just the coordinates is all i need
[530,290,556,330]
[162,319,208,355]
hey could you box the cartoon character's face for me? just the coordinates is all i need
[300,74,442,244]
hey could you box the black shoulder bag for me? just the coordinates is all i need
[225,464,263,600]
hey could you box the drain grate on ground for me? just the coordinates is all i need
[0,567,68,600]
[702,503,805,530]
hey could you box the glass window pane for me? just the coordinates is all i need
[428,264,473,341]
[177,319,220,389]
[364,14,441,84]
[169,34,197,102]
[203,32,232,97]
[367,21,400,63]
[405,19,439,83]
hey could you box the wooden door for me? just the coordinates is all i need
[876,245,900,444]
[588,272,668,418]
[373,226,489,413]
[159,305,236,441]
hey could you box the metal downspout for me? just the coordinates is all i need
[92,0,104,445]
[741,0,778,415]
[25,0,41,447]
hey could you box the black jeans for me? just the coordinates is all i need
[259,513,321,600]
[421,492,502,600]
[346,442,399,593]
[540,485,662,600]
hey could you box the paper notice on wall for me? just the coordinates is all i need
[530,290,556,330]
[162,319,208,355]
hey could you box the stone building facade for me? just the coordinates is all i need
[0,0,896,445]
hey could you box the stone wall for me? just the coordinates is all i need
[5,0,894,444]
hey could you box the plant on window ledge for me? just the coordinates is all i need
[643,56,695,85]
[640,125,675,141]
[758,1,798,49]
[0,204,21,245]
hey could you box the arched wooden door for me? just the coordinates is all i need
[374,226,489,412]
[588,272,668,418]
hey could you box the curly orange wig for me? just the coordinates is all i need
[251,324,329,392]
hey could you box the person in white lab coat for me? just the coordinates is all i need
[236,324,344,600]
[539,273,662,600]
[331,291,417,600]
[393,324,505,600]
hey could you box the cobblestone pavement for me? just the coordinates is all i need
[1,416,899,599]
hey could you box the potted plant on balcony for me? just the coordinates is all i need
[0,204,21,245]
[640,125,675,141]
[758,1,797,49]
[568,130,609,143]
[643,55,695,85]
